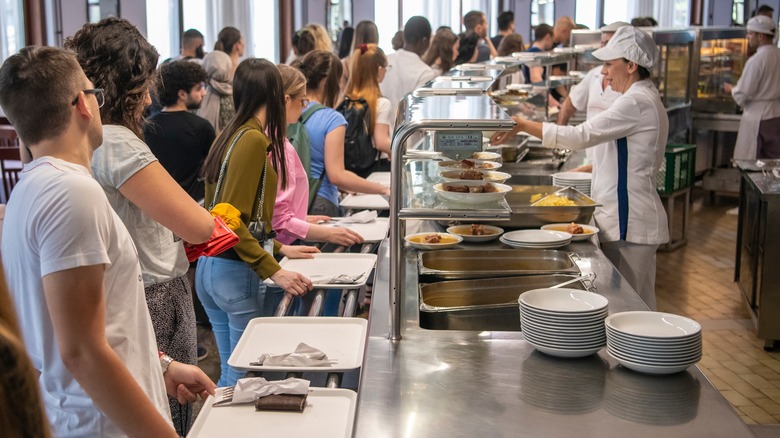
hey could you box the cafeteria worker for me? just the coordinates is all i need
[492,26,669,310]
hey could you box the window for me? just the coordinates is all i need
[146,0,178,62]
[251,0,278,61]
[603,0,631,24]
[531,0,555,27]
[0,0,23,62]
[576,0,599,30]
[374,0,399,54]
[732,0,745,25]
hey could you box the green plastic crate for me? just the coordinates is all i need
[657,144,696,195]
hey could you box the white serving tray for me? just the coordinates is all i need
[340,193,389,210]
[366,171,391,187]
[323,218,389,242]
[228,317,368,372]
[264,253,377,288]
[187,387,357,438]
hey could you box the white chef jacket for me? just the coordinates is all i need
[380,49,438,110]
[731,44,780,160]
[568,66,622,164]
[543,79,670,245]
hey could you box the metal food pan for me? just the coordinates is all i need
[418,249,581,280]
[477,185,600,229]
[419,275,590,331]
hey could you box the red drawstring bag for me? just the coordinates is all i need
[185,215,239,262]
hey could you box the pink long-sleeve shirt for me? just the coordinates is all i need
[272,139,310,245]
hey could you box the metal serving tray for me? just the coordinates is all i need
[419,275,590,331]
[477,185,600,229]
[417,249,581,280]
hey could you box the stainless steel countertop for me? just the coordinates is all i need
[353,239,755,438]
[744,171,780,197]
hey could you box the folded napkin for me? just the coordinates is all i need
[231,377,310,405]
[210,203,241,230]
[255,394,308,412]
[250,342,333,367]
[340,209,378,224]
[308,273,364,285]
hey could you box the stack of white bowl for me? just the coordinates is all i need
[500,230,572,249]
[605,311,702,375]
[553,172,592,196]
[518,288,609,358]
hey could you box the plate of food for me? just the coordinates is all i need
[446,224,504,242]
[438,169,511,184]
[433,181,512,204]
[405,232,463,250]
[437,159,502,171]
[541,223,599,241]
[469,151,501,161]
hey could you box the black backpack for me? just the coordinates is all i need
[336,97,378,178]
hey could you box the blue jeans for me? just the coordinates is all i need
[196,256,269,386]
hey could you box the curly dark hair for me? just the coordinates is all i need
[65,17,159,139]
[157,61,207,107]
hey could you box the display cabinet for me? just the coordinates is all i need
[387,93,515,339]
[690,27,747,113]
[652,29,696,110]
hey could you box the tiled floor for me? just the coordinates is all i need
[655,189,780,427]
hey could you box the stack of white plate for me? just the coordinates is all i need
[518,288,609,358]
[500,230,572,249]
[553,172,592,196]
[605,311,702,375]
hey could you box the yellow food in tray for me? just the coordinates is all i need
[532,194,577,206]
[530,193,544,203]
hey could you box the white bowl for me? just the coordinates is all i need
[469,151,501,161]
[524,338,604,358]
[437,160,503,171]
[519,288,609,314]
[434,182,511,205]
[446,224,504,242]
[438,170,511,184]
[404,232,462,250]
[605,311,701,339]
[541,223,599,241]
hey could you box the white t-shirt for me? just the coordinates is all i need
[380,49,438,109]
[375,96,394,159]
[1,156,170,437]
[91,124,189,287]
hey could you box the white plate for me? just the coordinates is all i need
[607,349,699,375]
[525,338,604,358]
[188,387,356,438]
[553,172,593,181]
[607,346,702,365]
[265,253,377,289]
[322,218,389,242]
[606,326,702,344]
[503,230,573,244]
[438,170,511,184]
[227,317,367,372]
[434,182,511,205]
[500,236,572,249]
[437,160,503,171]
[541,223,599,241]
[446,225,504,242]
[606,311,701,339]
[468,151,502,161]
[520,311,608,327]
[405,232,463,250]
[519,288,609,313]
[523,333,606,350]
[340,194,389,210]
[606,337,702,356]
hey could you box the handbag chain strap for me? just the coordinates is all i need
[209,128,269,223]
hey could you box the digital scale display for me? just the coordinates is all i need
[434,131,483,160]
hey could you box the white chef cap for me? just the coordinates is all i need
[747,15,776,36]
[592,26,659,69]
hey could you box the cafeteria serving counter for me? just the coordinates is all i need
[353,239,755,437]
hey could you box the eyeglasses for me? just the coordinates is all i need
[72,88,105,108]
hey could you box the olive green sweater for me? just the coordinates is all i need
[204,118,283,279]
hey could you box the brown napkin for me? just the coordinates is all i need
[255,393,308,412]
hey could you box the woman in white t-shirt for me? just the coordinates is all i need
[343,43,394,171]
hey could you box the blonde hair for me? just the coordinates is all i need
[305,23,333,52]
[0,264,51,438]
[277,64,306,98]
[344,44,387,135]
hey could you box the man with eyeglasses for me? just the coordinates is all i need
[0,46,215,438]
